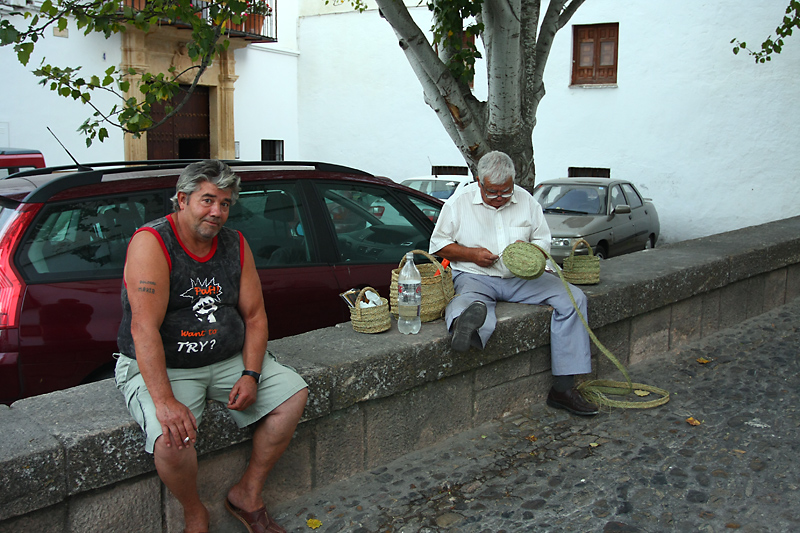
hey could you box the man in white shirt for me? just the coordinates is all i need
[429,151,598,416]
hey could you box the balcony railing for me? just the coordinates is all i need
[121,0,277,43]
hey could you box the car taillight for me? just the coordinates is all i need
[0,204,40,328]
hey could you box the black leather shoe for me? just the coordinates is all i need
[451,301,487,352]
[546,387,599,416]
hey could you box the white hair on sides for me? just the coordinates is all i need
[477,151,515,186]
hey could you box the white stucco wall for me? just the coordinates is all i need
[0,6,300,165]
[0,18,124,166]
[297,1,800,244]
[233,0,300,160]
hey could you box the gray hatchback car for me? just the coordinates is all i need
[532,177,659,264]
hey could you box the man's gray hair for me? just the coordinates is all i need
[170,160,241,211]
[477,151,516,186]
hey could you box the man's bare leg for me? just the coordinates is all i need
[226,388,308,512]
[154,436,209,533]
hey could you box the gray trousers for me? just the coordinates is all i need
[446,271,592,376]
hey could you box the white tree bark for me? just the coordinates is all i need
[373,0,586,189]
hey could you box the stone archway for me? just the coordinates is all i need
[121,27,244,161]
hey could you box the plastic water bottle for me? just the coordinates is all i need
[397,251,422,334]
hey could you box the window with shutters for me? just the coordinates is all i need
[572,23,619,85]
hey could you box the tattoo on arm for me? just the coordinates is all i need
[138,280,156,294]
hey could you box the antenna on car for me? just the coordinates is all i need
[47,127,92,171]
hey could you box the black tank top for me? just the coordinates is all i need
[117,214,246,368]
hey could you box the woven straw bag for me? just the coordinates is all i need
[562,238,600,285]
[390,250,454,322]
[350,286,391,333]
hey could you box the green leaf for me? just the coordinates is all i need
[16,42,34,66]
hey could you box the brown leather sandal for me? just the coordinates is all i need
[225,498,285,533]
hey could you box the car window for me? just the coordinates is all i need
[610,185,626,209]
[621,183,643,208]
[407,196,442,224]
[402,179,462,199]
[314,183,435,264]
[534,184,606,215]
[226,182,311,268]
[17,192,164,281]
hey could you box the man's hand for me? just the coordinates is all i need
[228,376,258,411]
[472,247,500,268]
[156,397,198,449]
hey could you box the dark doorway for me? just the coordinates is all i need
[147,85,211,160]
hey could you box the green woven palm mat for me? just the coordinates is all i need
[501,242,670,409]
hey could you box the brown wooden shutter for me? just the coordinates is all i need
[572,23,618,85]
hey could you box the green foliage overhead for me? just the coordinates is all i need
[428,0,484,84]
[731,0,800,63]
[0,0,262,145]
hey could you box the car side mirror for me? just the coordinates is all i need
[612,204,631,215]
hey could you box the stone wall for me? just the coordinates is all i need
[2,216,800,532]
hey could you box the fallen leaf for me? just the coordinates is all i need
[307,518,322,529]
[526,435,537,442]
[733,449,746,454]
[590,442,600,447]
[696,357,712,364]
[634,389,650,397]
[725,523,741,529]
[686,417,702,426]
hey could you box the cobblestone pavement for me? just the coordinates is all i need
[273,300,800,532]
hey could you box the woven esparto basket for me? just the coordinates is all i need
[562,238,600,285]
[389,250,455,322]
[350,286,391,333]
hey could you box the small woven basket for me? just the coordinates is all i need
[390,250,454,322]
[502,242,547,280]
[350,286,391,333]
[562,238,600,285]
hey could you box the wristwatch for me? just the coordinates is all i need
[242,370,262,383]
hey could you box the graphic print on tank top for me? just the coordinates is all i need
[183,278,223,324]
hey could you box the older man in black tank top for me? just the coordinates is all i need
[115,160,308,533]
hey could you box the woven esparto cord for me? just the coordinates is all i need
[541,245,670,409]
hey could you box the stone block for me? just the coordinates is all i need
[718,282,748,329]
[0,503,67,533]
[744,274,766,319]
[787,263,800,302]
[69,475,160,533]
[701,290,721,337]
[11,380,154,496]
[474,373,551,426]
[669,296,702,349]
[363,373,472,468]
[530,345,553,375]
[763,268,787,312]
[475,351,531,391]
[592,320,630,381]
[0,405,65,521]
[630,308,670,365]
[312,404,365,487]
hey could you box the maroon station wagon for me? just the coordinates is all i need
[0,161,444,404]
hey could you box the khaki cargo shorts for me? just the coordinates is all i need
[115,351,308,453]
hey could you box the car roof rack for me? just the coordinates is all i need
[10,159,373,179]
[11,160,374,203]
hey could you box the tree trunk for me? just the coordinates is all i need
[373,0,585,190]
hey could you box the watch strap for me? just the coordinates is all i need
[242,370,261,383]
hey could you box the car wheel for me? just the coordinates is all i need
[594,243,607,260]
[644,235,655,250]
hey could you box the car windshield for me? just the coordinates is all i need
[401,179,462,199]
[533,184,607,215]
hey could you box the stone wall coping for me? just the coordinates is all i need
[2,215,799,521]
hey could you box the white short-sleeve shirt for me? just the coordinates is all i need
[429,182,551,278]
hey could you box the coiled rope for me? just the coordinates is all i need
[502,242,670,409]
